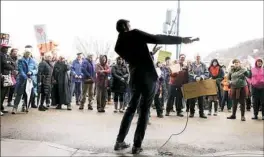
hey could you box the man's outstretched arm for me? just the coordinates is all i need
[134,29,192,45]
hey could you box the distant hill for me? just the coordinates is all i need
[205,38,264,66]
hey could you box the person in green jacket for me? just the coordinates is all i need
[227,59,250,121]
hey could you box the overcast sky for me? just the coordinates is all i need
[1,1,263,60]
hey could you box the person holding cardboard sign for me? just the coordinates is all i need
[187,54,209,119]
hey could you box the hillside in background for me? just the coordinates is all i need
[205,38,264,66]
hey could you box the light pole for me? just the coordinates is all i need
[163,0,181,60]
[176,0,181,60]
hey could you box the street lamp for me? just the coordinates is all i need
[163,0,181,59]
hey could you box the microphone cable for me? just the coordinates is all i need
[157,111,189,156]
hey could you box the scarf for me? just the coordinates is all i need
[209,66,220,77]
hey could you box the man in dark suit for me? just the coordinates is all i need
[113,19,194,154]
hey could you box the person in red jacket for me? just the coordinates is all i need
[165,54,188,117]
[95,55,110,112]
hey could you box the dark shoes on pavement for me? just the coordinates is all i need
[199,114,207,119]
[252,116,264,120]
[38,105,47,111]
[188,113,207,119]
[177,112,184,117]
[157,114,164,118]
[31,104,37,108]
[227,115,236,119]
[80,105,93,110]
[252,115,258,120]
[98,108,105,112]
[114,141,130,151]
[114,142,143,155]
[88,106,93,110]
[132,146,143,154]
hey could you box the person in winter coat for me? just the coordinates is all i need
[95,55,110,112]
[227,59,249,121]
[51,56,72,110]
[207,59,224,116]
[80,54,96,110]
[111,57,129,113]
[165,54,188,117]
[12,51,38,114]
[0,44,15,115]
[7,48,19,107]
[163,57,171,107]
[37,52,53,111]
[70,53,83,105]
[187,54,208,118]
[106,59,113,104]
[154,61,165,118]
[220,74,232,112]
[248,58,264,120]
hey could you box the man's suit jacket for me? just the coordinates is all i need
[115,29,183,84]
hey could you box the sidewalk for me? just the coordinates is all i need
[1,138,263,156]
[0,138,151,156]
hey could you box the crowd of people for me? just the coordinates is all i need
[1,43,264,122]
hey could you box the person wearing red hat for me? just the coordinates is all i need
[0,44,15,116]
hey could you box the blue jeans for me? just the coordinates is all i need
[71,82,82,102]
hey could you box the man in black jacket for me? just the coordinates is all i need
[113,19,194,154]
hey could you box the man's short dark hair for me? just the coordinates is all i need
[165,57,170,61]
[25,45,32,48]
[116,19,129,33]
[10,48,18,53]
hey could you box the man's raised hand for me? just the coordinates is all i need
[152,45,162,53]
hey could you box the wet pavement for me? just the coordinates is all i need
[1,102,263,156]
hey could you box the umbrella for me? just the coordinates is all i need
[37,83,42,107]
[25,78,33,113]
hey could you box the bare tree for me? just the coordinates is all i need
[74,36,114,60]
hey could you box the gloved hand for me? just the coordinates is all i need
[196,77,201,82]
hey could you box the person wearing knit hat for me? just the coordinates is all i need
[227,58,250,121]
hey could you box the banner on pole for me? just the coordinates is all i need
[157,50,172,62]
[34,24,48,45]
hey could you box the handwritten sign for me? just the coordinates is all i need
[182,79,217,99]
[34,25,48,44]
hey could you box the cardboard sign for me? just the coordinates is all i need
[182,79,217,99]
